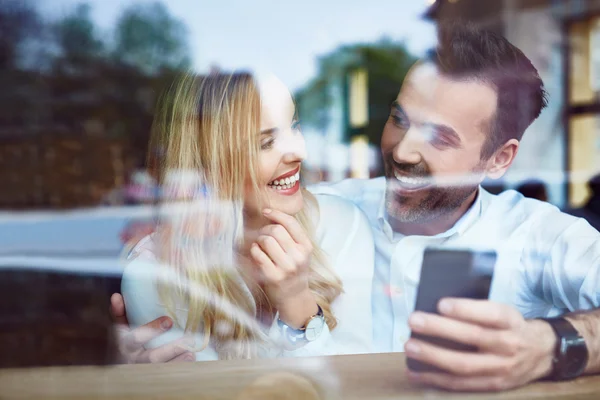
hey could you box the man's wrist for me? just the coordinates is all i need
[528,319,558,380]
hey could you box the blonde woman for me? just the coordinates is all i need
[119,72,374,361]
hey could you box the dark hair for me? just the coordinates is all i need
[426,23,548,159]
[516,179,548,201]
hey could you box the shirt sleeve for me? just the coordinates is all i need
[266,194,375,357]
[522,212,600,315]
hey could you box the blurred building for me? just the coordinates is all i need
[426,0,600,207]
[0,132,133,209]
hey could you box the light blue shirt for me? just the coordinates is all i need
[310,177,600,353]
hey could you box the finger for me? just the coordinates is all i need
[122,317,173,352]
[257,235,293,271]
[262,209,311,248]
[110,293,128,326]
[250,242,279,281]
[408,312,516,355]
[260,224,297,254]
[168,351,196,363]
[407,371,512,392]
[438,298,523,330]
[405,338,511,377]
[139,336,196,364]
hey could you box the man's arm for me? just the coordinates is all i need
[110,293,195,364]
[566,309,600,375]
[405,217,600,391]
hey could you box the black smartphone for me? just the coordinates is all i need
[406,248,497,373]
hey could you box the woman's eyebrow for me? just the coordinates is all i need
[260,128,278,135]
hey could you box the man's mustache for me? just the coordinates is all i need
[384,156,430,178]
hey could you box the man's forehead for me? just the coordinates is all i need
[398,63,498,133]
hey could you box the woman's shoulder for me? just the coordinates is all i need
[313,193,371,233]
[312,193,373,259]
[312,194,374,282]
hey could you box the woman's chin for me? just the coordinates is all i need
[268,192,304,216]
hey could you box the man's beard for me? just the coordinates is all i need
[383,155,481,224]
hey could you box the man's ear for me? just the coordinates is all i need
[486,139,519,179]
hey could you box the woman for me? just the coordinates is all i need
[121,72,374,361]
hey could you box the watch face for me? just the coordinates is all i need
[563,337,589,378]
[304,317,324,342]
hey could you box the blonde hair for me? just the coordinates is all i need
[147,72,342,359]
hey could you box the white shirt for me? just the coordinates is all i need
[121,193,374,360]
[310,177,600,353]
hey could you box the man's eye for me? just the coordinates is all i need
[261,139,275,150]
[390,115,409,129]
[430,136,451,149]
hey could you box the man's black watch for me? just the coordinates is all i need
[541,317,589,381]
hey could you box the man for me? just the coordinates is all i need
[111,24,600,391]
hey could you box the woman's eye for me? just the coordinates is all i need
[261,139,275,150]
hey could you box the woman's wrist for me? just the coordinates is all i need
[277,290,319,329]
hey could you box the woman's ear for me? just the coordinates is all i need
[486,139,519,179]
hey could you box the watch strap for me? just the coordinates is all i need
[277,304,324,344]
[541,317,589,381]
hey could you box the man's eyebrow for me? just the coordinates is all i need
[428,123,463,148]
[391,101,462,148]
[390,101,404,113]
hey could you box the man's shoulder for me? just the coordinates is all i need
[308,177,385,208]
[482,189,593,235]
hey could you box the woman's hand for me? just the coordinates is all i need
[249,208,319,328]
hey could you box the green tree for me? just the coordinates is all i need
[113,2,191,74]
[0,0,42,70]
[54,3,104,62]
[296,38,416,146]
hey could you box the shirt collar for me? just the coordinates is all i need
[377,187,483,241]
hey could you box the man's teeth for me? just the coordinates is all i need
[268,171,300,190]
[393,170,428,186]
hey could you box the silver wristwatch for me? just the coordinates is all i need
[277,304,325,345]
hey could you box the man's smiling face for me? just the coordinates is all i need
[381,62,498,225]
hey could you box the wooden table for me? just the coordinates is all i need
[1,353,599,399]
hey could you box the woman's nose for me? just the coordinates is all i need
[277,130,306,163]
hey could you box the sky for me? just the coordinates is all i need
[40,0,436,91]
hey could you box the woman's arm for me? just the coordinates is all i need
[265,195,375,357]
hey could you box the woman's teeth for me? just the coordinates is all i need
[268,171,300,190]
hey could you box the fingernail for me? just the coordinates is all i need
[185,353,195,362]
[263,208,272,214]
[409,313,425,329]
[438,299,453,314]
[405,341,420,354]
[161,318,173,330]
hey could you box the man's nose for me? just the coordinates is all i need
[393,126,423,165]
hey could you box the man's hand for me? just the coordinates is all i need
[405,298,557,392]
[110,293,195,364]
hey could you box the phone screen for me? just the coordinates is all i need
[406,248,497,373]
